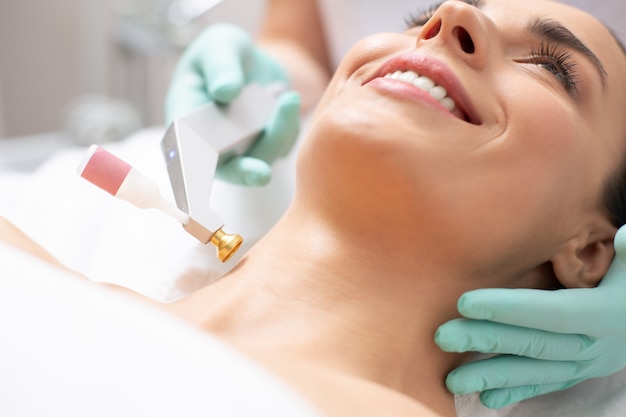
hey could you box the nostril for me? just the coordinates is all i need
[426,20,442,39]
[455,27,475,54]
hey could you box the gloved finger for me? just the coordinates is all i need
[165,60,213,124]
[478,379,583,409]
[247,91,301,163]
[215,156,272,187]
[613,225,626,263]
[436,318,595,360]
[187,24,254,103]
[165,25,249,123]
[444,355,582,395]
[456,288,614,334]
[247,48,292,86]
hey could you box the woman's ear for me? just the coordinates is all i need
[551,224,617,288]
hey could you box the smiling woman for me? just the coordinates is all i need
[3,1,626,417]
[142,0,626,415]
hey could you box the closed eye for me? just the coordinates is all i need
[515,42,581,95]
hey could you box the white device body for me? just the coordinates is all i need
[161,83,281,243]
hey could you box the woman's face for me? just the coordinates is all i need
[299,0,626,280]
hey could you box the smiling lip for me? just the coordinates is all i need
[365,54,482,125]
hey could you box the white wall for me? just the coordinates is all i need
[0,0,266,138]
[0,0,84,137]
[0,66,5,137]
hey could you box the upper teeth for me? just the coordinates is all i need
[384,70,456,112]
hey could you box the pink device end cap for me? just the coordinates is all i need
[78,145,132,196]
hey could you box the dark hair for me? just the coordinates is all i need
[603,29,626,227]
[605,156,626,227]
[609,28,626,55]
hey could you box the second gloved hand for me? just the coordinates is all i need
[165,23,301,186]
[435,226,626,409]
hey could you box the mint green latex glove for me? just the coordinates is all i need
[436,226,626,409]
[165,23,301,186]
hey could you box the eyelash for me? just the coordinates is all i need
[526,42,580,94]
[404,5,439,29]
[404,8,581,94]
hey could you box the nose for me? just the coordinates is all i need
[417,1,489,70]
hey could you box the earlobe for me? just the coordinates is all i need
[552,228,616,288]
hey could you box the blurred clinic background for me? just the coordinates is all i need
[0,0,264,171]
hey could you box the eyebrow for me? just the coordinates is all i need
[526,18,607,90]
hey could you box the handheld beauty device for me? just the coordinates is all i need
[160,83,281,260]
[77,145,243,262]
[77,83,283,262]
[78,145,189,223]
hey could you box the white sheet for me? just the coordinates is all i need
[3,127,626,416]
[0,126,296,301]
[0,242,322,417]
[0,128,209,300]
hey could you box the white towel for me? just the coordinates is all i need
[2,127,626,416]
[0,126,297,301]
[0,128,228,301]
[0,243,323,417]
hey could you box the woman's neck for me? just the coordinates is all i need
[168,203,475,417]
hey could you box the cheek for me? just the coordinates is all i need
[473,85,592,244]
[314,32,412,114]
[333,33,409,76]
[501,78,586,184]
[302,92,417,195]
[429,86,593,270]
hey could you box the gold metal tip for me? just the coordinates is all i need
[209,229,244,262]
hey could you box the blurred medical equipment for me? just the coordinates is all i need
[0,95,142,173]
[115,0,226,49]
[151,0,225,26]
[77,83,282,262]
[113,0,264,127]
[63,95,143,146]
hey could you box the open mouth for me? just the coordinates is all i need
[370,55,482,126]
[382,69,477,124]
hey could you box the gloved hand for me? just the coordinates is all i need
[435,226,626,409]
[165,23,301,186]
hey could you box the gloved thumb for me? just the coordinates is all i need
[215,156,272,187]
[247,91,301,163]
